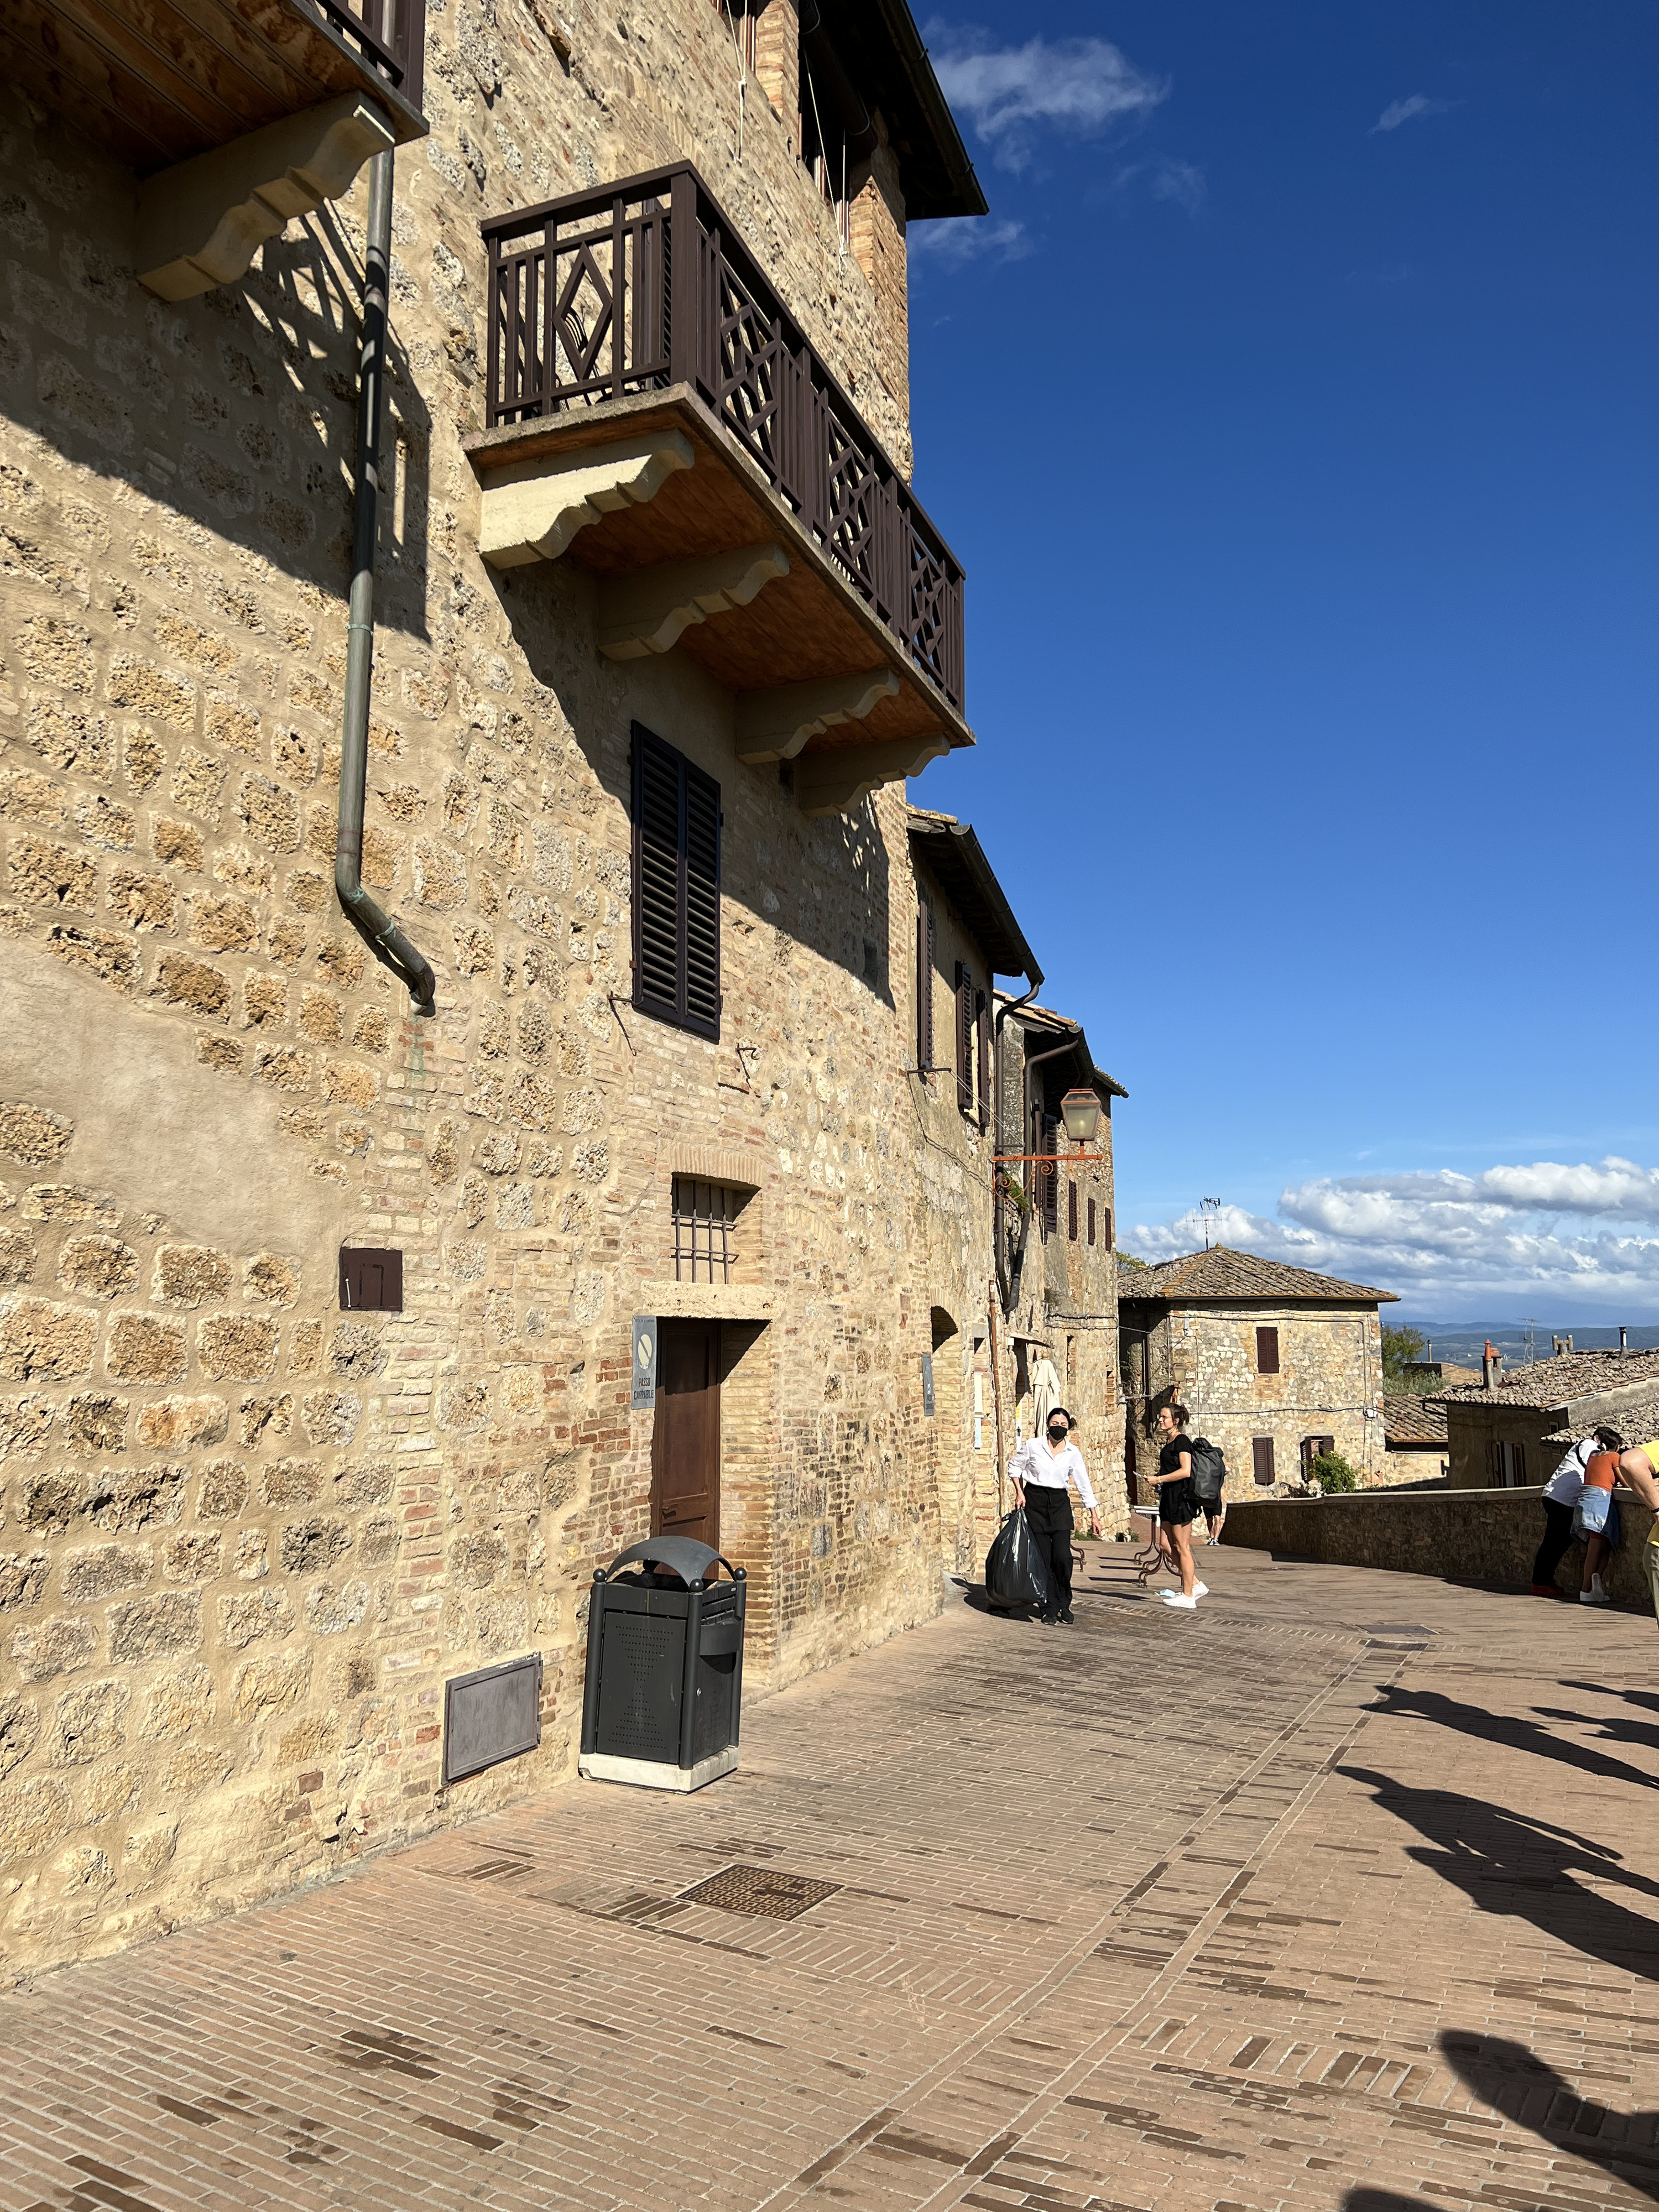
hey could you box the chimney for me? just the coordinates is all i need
[1620,1326,1629,1356]
[1482,1346,1498,1391]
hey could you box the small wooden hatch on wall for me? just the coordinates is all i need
[339,1246,403,1312]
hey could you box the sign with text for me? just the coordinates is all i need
[631,1316,658,1410]
[921,1352,935,1417]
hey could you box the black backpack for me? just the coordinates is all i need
[1190,1438,1226,1504]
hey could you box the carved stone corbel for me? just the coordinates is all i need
[597,543,790,659]
[137,95,398,302]
[734,667,901,763]
[795,733,951,816]
[478,431,696,568]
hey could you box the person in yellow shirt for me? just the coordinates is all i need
[1613,1441,1659,1621]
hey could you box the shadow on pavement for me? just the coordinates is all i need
[1439,2032,1659,2203]
[1339,1766,1659,1984]
[1364,1683,1659,1793]
[1344,2195,1451,2212]
[1539,1681,1659,1753]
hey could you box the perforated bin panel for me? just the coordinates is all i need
[442,1652,542,1785]
[595,1609,684,1762]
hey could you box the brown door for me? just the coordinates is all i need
[651,1319,721,1548]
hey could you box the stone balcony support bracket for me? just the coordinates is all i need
[796,733,951,817]
[597,543,790,660]
[136,94,398,302]
[477,431,697,568]
[734,667,901,764]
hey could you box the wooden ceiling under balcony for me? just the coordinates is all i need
[3,0,426,174]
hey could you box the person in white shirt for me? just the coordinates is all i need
[1009,1408,1101,1626]
[1532,1427,1618,1599]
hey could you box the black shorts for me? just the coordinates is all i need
[1160,1480,1197,1527]
[1198,1495,1225,1522]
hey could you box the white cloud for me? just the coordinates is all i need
[1371,93,1455,134]
[928,27,1166,171]
[907,215,1029,265]
[1125,1157,1659,1314]
[1149,155,1206,215]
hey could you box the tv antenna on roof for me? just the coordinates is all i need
[1518,1316,1540,1367]
[1200,1197,1222,1251]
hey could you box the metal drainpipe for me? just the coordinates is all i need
[336,148,437,1018]
[991,975,1042,1312]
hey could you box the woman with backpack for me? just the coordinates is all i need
[1146,1400,1208,1611]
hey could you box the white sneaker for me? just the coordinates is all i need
[1580,1580,1610,1606]
[1161,1590,1197,1610]
[1192,1582,1209,1599]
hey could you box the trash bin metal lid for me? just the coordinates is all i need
[604,1535,739,1585]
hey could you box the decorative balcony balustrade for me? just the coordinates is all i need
[481,164,965,716]
[311,0,425,114]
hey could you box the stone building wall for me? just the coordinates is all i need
[0,0,958,1981]
[1123,1302,1385,1502]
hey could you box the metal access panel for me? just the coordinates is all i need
[442,1652,543,1785]
[340,1245,403,1312]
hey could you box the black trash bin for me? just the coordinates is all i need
[578,1536,746,1792]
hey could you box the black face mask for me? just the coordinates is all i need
[1047,1428,1068,1443]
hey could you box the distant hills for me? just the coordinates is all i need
[1394,1323,1659,1368]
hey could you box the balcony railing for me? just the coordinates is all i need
[308,0,425,113]
[480,164,965,715]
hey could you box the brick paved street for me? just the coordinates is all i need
[3,1542,1658,2212]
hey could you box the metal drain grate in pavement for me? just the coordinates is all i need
[677,1864,841,1919]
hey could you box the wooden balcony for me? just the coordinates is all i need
[466,164,972,815]
[4,0,426,298]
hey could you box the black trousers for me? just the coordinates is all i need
[1532,1497,1577,1587]
[1024,1486,1074,1616]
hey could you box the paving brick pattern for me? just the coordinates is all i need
[2,1545,1656,2212]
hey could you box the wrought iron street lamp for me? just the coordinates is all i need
[1060,1087,1101,1145]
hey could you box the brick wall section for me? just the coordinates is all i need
[1223,1485,1657,1612]
[0,0,962,1979]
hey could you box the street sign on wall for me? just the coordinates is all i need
[921,1352,935,1417]
[632,1316,658,1410]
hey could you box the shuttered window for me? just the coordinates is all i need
[1088,1197,1097,1246]
[1039,1112,1058,1235]
[1068,1179,1078,1240]
[975,990,990,1132]
[915,904,934,1076]
[954,961,974,1115]
[632,724,721,1041]
[1256,1326,1280,1375]
[1252,1436,1275,1485]
[1104,1207,1113,1250]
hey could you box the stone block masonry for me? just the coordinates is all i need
[0,0,998,1980]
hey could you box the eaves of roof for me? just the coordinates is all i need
[910,810,1040,982]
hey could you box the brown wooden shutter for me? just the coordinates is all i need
[915,905,933,1074]
[1088,1197,1097,1246]
[1256,1326,1280,1374]
[954,962,973,1115]
[1104,1207,1113,1250]
[975,990,990,1131]
[632,724,720,1041]
[1252,1436,1275,1484]
[1040,1113,1058,1234]
[1068,1179,1078,1240]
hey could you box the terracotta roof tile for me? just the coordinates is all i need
[1434,1347,1659,1410]
[1384,1395,1448,1446]
[1115,1245,1397,1306]
[1541,1390,1659,1447]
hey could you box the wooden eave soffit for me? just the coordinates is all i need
[471,411,963,812]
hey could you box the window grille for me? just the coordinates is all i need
[672,1177,740,1283]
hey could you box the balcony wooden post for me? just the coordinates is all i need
[669,168,698,393]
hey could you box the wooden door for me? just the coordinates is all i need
[651,1319,721,1548]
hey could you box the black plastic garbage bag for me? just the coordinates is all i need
[984,1507,1055,1614]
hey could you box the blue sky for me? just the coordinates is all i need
[902,2,1658,1321]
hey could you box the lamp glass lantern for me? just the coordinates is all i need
[1059,1087,1101,1145]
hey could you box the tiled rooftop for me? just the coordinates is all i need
[1384,1394,1449,1446]
[1436,1346,1659,1410]
[1117,1244,1398,1306]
